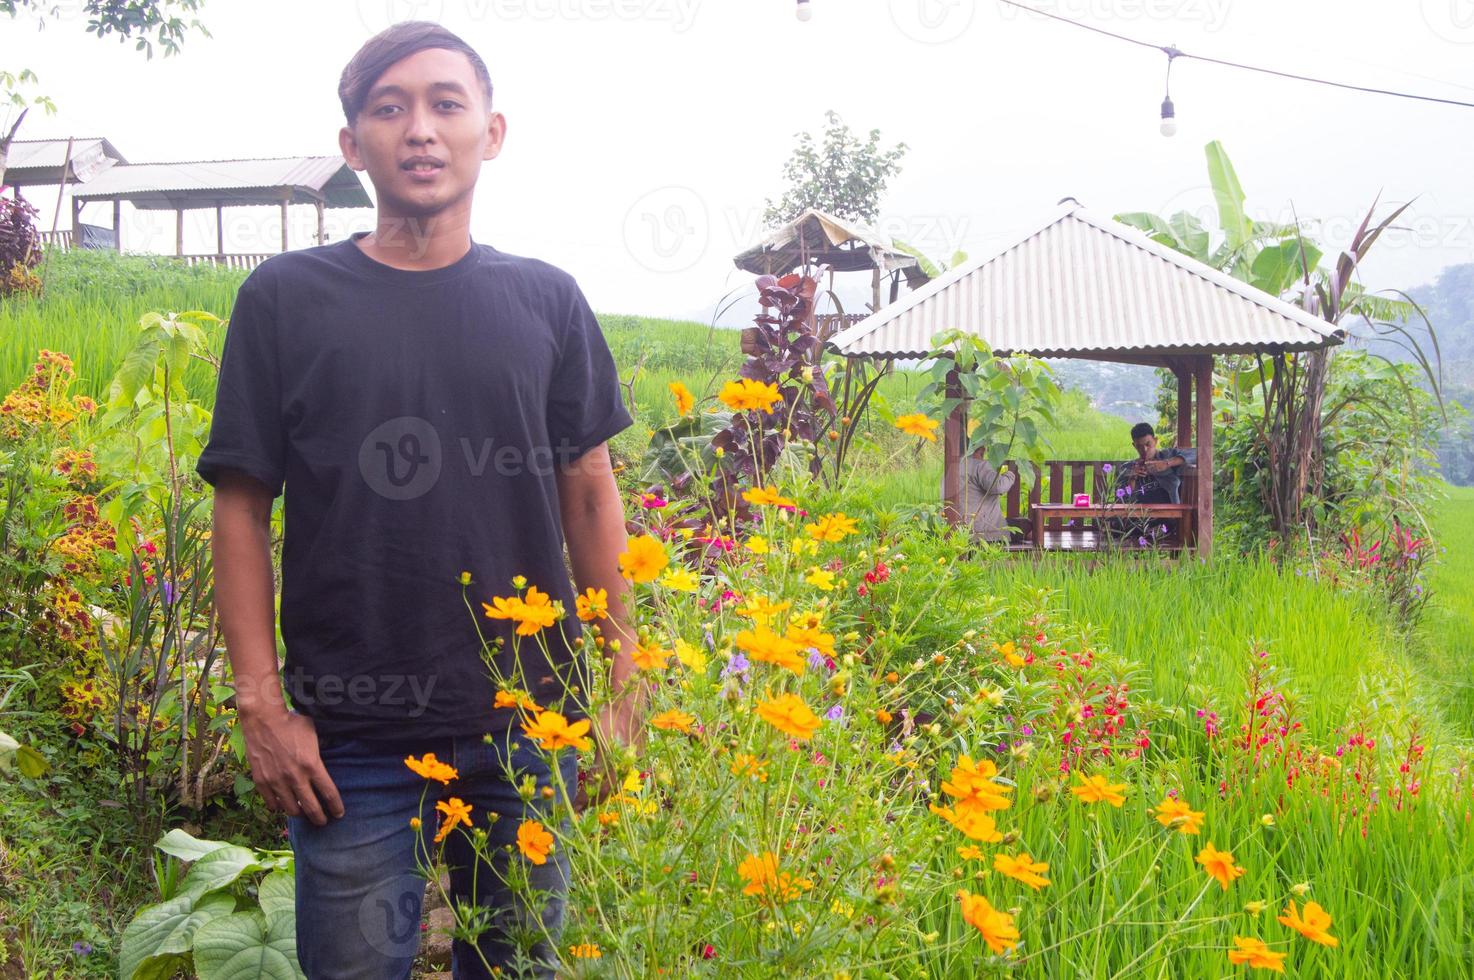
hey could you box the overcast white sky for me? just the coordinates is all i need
[6,0,1474,322]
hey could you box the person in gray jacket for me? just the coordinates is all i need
[961,447,1018,544]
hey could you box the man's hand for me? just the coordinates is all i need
[240,708,344,826]
[576,693,647,813]
[1143,459,1171,475]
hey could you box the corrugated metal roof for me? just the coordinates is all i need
[5,137,126,183]
[69,156,372,210]
[828,201,1343,360]
[733,207,923,278]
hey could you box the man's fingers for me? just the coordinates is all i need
[291,778,327,826]
[310,764,345,819]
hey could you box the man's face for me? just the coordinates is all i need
[1133,433,1157,460]
[339,47,504,226]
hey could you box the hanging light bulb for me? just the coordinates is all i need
[1160,95,1177,137]
[796,0,813,22]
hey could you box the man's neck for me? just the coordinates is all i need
[355,206,473,272]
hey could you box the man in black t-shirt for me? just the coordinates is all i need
[197,22,639,979]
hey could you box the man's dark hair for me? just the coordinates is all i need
[1130,422,1155,441]
[338,21,493,125]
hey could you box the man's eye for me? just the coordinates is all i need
[437,100,463,110]
[374,105,399,115]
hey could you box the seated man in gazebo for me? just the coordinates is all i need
[1107,422,1196,544]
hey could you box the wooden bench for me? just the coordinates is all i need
[993,459,1200,553]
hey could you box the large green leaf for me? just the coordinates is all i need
[1249,239,1323,298]
[256,869,295,918]
[119,891,237,980]
[156,828,233,863]
[193,909,304,980]
[178,845,270,900]
[1205,140,1252,251]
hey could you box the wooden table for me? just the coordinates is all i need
[1029,503,1195,551]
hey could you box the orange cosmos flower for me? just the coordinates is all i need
[650,709,696,734]
[755,693,822,741]
[718,378,783,414]
[521,710,593,752]
[737,851,812,904]
[575,587,608,621]
[956,890,1019,954]
[403,752,458,785]
[1227,936,1286,972]
[433,797,473,843]
[482,585,559,636]
[941,755,1013,812]
[516,819,555,865]
[1152,795,1205,835]
[894,412,940,442]
[493,690,540,713]
[742,485,797,508]
[803,512,859,542]
[928,803,1004,843]
[1196,842,1246,891]
[730,753,769,782]
[994,852,1051,891]
[1070,773,1128,807]
[631,641,670,671]
[735,624,806,674]
[668,380,695,416]
[1277,900,1338,947]
[618,534,669,583]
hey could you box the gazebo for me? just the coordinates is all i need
[826,199,1345,556]
[68,155,372,269]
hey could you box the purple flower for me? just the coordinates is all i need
[807,649,828,671]
[825,704,845,721]
[72,942,92,956]
[1159,524,1169,535]
[1115,488,1127,501]
[1137,536,1148,547]
[722,652,750,679]
[1102,463,1113,474]
[1020,725,1034,736]
[161,579,176,605]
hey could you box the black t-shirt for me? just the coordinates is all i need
[195,232,633,739]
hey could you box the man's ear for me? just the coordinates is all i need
[339,125,363,170]
[482,111,507,162]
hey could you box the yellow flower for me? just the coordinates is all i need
[756,693,823,741]
[940,755,1013,813]
[956,890,1019,954]
[521,710,593,752]
[785,621,836,659]
[719,378,783,414]
[805,567,836,591]
[736,624,806,675]
[1151,795,1205,835]
[894,412,940,442]
[659,568,701,592]
[669,380,695,416]
[457,570,472,585]
[1070,773,1128,807]
[1277,900,1338,947]
[650,708,696,734]
[993,641,1025,668]
[631,641,670,671]
[1227,936,1286,973]
[804,512,859,543]
[730,752,769,782]
[1244,900,1269,916]
[481,585,559,636]
[958,845,985,861]
[742,485,797,508]
[575,587,608,622]
[674,638,708,672]
[993,852,1050,890]
[1196,842,1246,891]
[493,690,540,713]
[404,752,458,785]
[516,819,554,865]
[433,797,473,844]
[737,852,812,904]
[618,534,669,583]
[737,594,792,624]
[928,803,1004,842]
[745,535,770,554]
[569,942,603,959]
[1289,881,1311,897]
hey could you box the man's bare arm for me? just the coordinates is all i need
[555,445,641,796]
[213,470,343,826]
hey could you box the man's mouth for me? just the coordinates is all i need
[401,158,445,174]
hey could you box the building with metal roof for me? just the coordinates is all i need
[827,199,1345,555]
[3,137,126,187]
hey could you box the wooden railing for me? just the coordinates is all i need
[38,230,73,248]
[995,458,1200,548]
[176,253,273,271]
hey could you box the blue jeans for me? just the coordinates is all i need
[288,729,580,979]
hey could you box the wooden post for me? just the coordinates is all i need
[315,199,325,245]
[280,198,290,252]
[111,199,121,252]
[942,365,965,526]
[175,207,184,256]
[215,203,224,256]
[1176,369,1192,446]
[1195,355,1214,557]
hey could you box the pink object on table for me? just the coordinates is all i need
[1072,493,1091,507]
